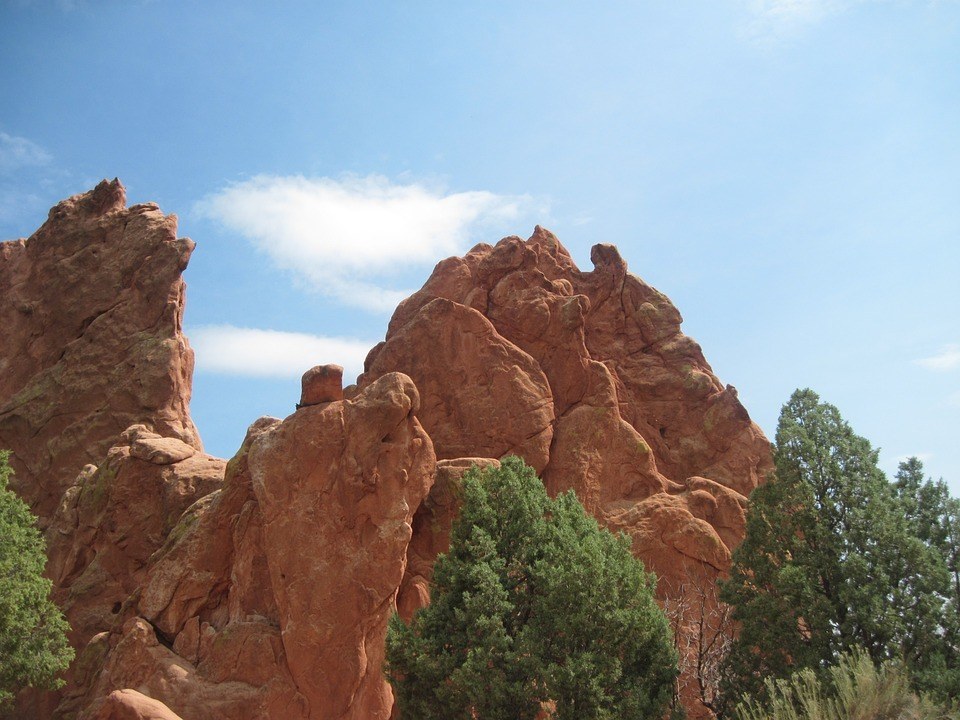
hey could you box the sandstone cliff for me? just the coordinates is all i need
[2,186,772,719]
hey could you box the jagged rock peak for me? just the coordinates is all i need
[0,179,201,525]
[365,227,771,499]
[48,178,127,221]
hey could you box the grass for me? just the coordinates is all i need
[734,650,958,720]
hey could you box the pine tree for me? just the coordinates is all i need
[894,457,960,700]
[0,450,74,705]
[719,390,949,711]
[386,456,677,720]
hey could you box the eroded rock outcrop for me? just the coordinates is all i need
[361,228,773,716]
[362,227,770,579]
[68,372,435,720]
[0,180,201,525]
[47,425,224,650]
[7,183,770,720]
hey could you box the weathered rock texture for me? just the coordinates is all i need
[31,425,224,717]
[0,180,201,525]
[360,228,773,716]
[59,373,434,720]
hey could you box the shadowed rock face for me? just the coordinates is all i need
[0,179,201,525]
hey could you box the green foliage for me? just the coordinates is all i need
[893,458,960,700]
[0,450,74,706]
[386,456,677,720]
[719,390,953,712]
[734,649,955,720]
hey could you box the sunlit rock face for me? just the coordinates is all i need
[61,373,434,720]
[0,179,201,526]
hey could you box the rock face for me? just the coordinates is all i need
[362,227,771,577]
[5,184,770,720]
[86,689,184,720]
[0,180,201,525]
[46,425,224,651]
[249,372,435,719]
[63,373,435,720]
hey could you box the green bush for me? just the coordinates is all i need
[0,450,74,706]
[386,456,677,720]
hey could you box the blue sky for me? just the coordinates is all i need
[2,1,958,492]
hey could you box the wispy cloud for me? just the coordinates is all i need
[0,132,52,171]
[196,174,536,312]
[0,131,59,237]
[741,0,848,43]
[915,344,960,371]
[190,324,373,380]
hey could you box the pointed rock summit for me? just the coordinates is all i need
[0,179,201,524]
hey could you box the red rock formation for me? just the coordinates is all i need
[46,425,224,649]
[86,688,184,720]
[396,457,501,621]
[364,298,554,471]
[299,363,344,406]
[64,372,435,720]
[0,180,201,526]
[248,371,435,719]
[74,417,301,720]
[6,183,769,719]
[361,228,773,717]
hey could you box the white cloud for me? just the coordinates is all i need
[741,0,852,43]
[915,344,960,371]
[0,132,52,172]
[190,324,373,380]
[196,174,535,312]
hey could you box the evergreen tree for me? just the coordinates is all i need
[386,456,677,720]
[0,450,74,706]
[894,457,960,700]
[719,390,949,712]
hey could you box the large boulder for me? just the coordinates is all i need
[85,688,184,720]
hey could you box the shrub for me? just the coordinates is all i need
[386,456,677,720]
[0,450,74,706]
[734,649,955,720]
